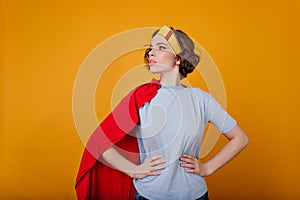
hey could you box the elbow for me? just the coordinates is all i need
[236,124,249,149]
[242,133,249,149]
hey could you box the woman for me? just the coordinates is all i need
[75,24,248,200]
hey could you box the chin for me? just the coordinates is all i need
[149,66,160,74]
[149,70,161,74]
[150,68,166,74]
[149,65,169,74]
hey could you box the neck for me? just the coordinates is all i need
[159,71,181,86]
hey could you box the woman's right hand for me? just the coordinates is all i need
[129,155,166,179]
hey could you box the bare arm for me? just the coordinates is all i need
[180,124,248,176]
[102,147,166,178]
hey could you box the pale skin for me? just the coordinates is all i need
[102,35,248,179]
[179,125,248,176]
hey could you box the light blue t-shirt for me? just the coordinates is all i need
[134,85,237,200]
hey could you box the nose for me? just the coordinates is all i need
[148,48,155,56]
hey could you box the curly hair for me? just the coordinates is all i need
[144,26,200,78]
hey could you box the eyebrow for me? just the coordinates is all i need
[150,42,168,47]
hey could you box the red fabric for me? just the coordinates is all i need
[75,80,161,200]
[165,30,173,40]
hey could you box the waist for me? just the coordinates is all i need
[134,164,207,199]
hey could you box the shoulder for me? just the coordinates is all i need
[130,82,161,108]
[189,87,212,100]
[134,82,161,95]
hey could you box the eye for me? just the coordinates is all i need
[158,45,166,50]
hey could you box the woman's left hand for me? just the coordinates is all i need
[179,154,211,177]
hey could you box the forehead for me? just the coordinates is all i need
[151,35,171,47]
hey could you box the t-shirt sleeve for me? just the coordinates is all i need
[204,93,237,133]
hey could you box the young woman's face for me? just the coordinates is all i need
[148,35,177,74]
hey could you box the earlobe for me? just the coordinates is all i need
[175,55,181,65]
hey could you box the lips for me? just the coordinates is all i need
[148,59,157,66]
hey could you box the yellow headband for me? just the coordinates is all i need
[155,24,182,55]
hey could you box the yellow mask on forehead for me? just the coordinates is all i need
[155,24,182,55]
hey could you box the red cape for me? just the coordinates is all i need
[75,80,161,200]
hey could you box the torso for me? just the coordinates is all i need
[134,85,209,200]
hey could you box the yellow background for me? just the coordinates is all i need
[1,0,299,199]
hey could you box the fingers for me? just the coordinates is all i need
[152,164,166,171]
[149,155,164,162]
[148,155,166,167]
[145,155,167,174]
[151,157,166,166]
[179,154,198,173]
[179,154,196,164]
[185,168,196,173]
[182,154,193,159]
[180,163,194,169]
[146,171,162,176]
[134,171,161,179]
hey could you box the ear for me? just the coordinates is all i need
[175,55,181,65]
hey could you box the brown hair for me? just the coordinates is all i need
[144,27,200,78]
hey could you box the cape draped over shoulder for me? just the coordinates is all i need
[75,79,161,200]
